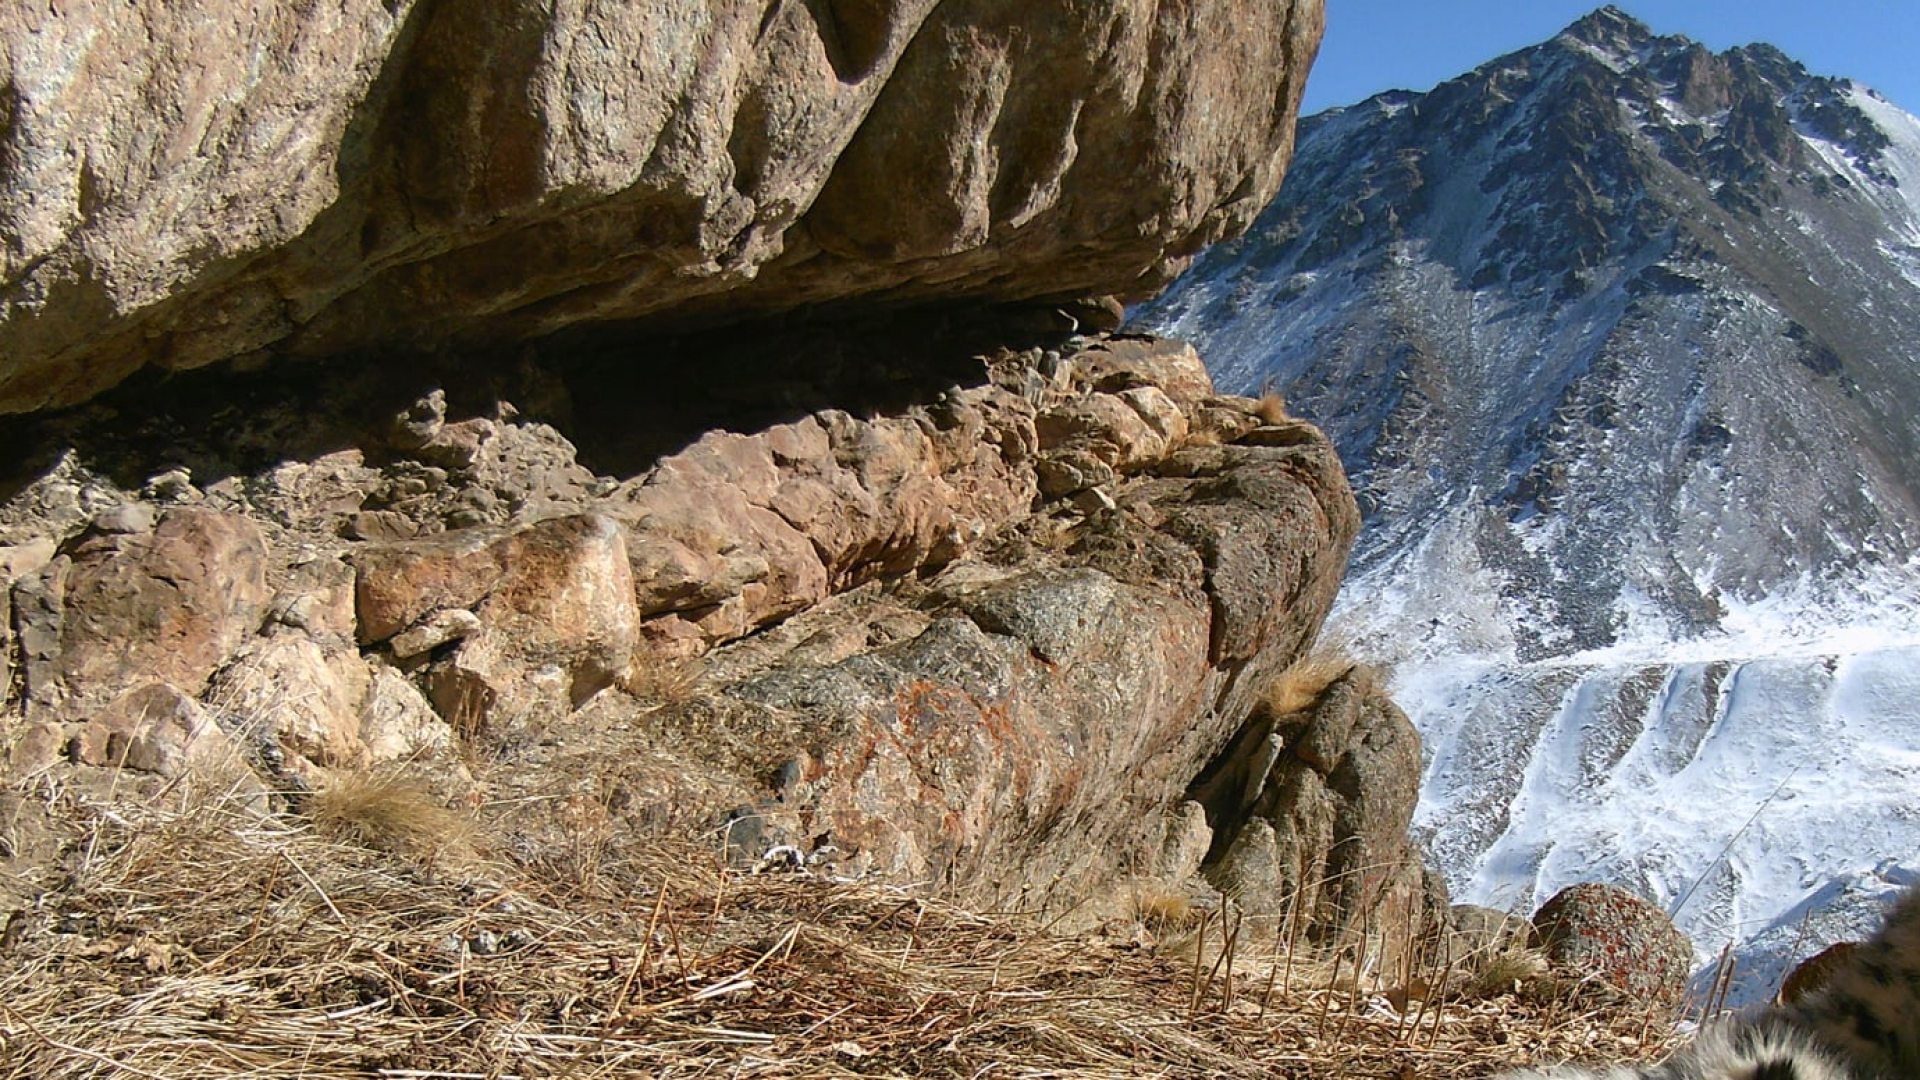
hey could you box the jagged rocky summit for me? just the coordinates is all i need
[0,0,1461,958]
[1137,5,1920,1002]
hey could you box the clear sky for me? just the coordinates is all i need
[1301,2,1920,116]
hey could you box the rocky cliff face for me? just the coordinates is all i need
[0,0,1321,414]
[0,329,1390,931]
[0,0,1443,955]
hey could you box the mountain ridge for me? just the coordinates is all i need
[1136,7,1920,1003]
[1142,6,1920,656]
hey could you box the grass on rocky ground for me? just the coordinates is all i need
[0,768,1681,1080]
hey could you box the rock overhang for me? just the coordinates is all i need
[0,0,1325,414]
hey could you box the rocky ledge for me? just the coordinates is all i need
[0,325,1439,947]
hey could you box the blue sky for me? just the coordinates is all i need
[1301,2,1920,115]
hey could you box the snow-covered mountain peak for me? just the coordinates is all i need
[1136,11,1920,1007]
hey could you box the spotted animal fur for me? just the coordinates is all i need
[1501,882,1920,1080]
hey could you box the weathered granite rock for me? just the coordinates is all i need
[358,665,455,763]
[0,0,1323,413]
[1193,665,1435,951]
[207,635,373,778]
[0,0,1394,930]
[16,508,269,716]
[0,330,1407,930]
[614,383,1038,655]
[77,682,250,779]
[355,513,638,730]
[1530,882,1695,1009]
[591,367,1361,909]
[0,540,52,707]
[4,720,64,778]
[268,555,360,648]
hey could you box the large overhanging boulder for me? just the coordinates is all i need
[0,0,1323,413]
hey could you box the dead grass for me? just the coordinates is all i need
[1462,946,1553,1001]
[0,774,1681,1080]
[1264,651,1357,717]
[1255,389,1289,425]
[309,768,475,862]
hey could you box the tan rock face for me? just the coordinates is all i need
[595,346,1363,908]
[615,386,1038,654]
[355,513,638,730]
[358,666,453,763]
[0,330,1412,924]
[1194,666,1436,951]
[0,0,1323,413]
[77,682,249,779]
[207,637,372,777]
[18,509,269,715]
[0,1,411,406]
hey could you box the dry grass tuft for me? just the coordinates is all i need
[1132,884,1198,935]
[1264,650,1357,716]
[1462,946,1553,1000]
[0,775,1683,1080]
[1255,388,1289,424]
[309,768,475,860]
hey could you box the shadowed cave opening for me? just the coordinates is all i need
[0,299,1092,508]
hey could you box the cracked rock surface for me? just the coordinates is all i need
[0,0,1323,413]
[0,331,1384,919]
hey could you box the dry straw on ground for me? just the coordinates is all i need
[309,769,476,861]
[0,771,1679,1080]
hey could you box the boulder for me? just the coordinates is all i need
[356,513,638,730]
[0,0,1324,414]
[354,528,505,646]
[1036,393,1181,473]
[1151,444,1356,664]
[0,328,1385,928]
[0,540,57,711]
[596,392,1360,911]
[76,682,249,780]
[1194,665,1434,953]
[1530,882,1695,1010]
[16,508,269,716]
[4,720,65,778]
[206,637,373,778]
[268,555,360,648]
[358,666,455,763]
[614,386,1038,654]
